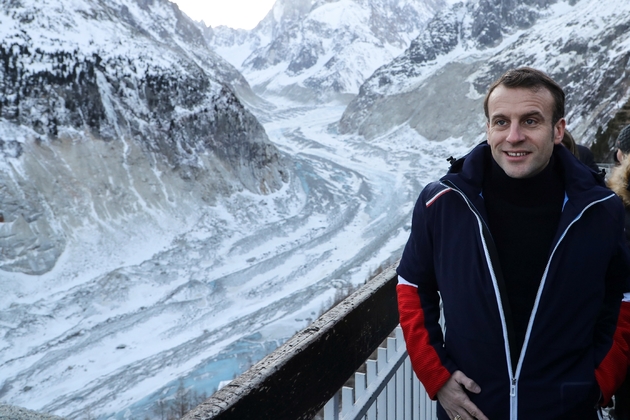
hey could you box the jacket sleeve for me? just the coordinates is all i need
[396,187,456,399]
[595,298,630,405]
[594,216,630,405]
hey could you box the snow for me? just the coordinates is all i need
[4,0,629,419]
[0,86,473,419]
[307,0,370,29]
[213,42,254,69]
[216,0,441,101]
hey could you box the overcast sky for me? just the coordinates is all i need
[171,0,276,29]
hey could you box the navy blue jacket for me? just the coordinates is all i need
[397,142,630,419]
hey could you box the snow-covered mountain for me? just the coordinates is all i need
[3,0,630,419]
[339,0,630,150]
[0,1,302,417]
[206,0,450,103]
[0,0,289,276]
[1,1,448,419]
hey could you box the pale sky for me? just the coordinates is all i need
[171,0,277,29]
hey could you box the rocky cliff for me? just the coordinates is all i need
[0,0,290,275]
[207,0,448,103]
[339,0,630,151]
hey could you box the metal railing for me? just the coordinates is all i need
[323,327,436,420]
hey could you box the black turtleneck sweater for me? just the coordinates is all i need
[482,155,565,369]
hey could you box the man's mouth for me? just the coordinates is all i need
[506,152,529,157]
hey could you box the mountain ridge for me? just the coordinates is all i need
[206,0,449,103]
[339,0,630,150]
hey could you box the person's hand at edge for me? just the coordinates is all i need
[437,370,489,420]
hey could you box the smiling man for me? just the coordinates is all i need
[485,83,564,179]
[396,67,630,419]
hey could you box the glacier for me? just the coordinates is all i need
[0,94,474,419]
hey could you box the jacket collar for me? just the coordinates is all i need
[441,141,616,254]
[441,141,610,210]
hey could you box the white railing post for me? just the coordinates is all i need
[356,371,367,404]
[395,329,405,419]
[404,358,415,420]
[377,347,387,417]
[412,361,421,420]
[324,390,340,420]
[367,360,377,420]
[386,337,396,419]
[342,387,354,417]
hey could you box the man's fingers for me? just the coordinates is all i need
[452,371,482,394]
[462,378,481,394]
[461,400,490,420]
[438,371,488,420]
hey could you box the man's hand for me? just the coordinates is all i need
[437,370,489,420]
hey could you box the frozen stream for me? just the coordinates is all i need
[0,98,475,419]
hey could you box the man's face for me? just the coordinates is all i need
[486,85,565,179]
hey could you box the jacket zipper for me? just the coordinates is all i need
[511,377,517,396]
[511,377,518,420]
[440,181,518,416]
[441,180,615,419]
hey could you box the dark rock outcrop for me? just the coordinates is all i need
[0,0,290,275]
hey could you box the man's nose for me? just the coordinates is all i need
[506,122,525,143]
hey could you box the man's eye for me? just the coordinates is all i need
[525,119,536,125]
[495,120,507,126]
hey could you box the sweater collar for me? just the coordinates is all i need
[442,141,609,206]
[485,154,562,207]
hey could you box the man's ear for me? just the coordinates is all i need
[554,118,566,144]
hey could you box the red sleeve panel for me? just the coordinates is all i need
[397,283,452,399]
[596,299,630,405]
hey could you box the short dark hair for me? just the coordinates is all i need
[483,67,565,126]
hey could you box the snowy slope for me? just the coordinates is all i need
[207,0,449,103]
[0,1,296,416]
[0,99,472,420]
[0,0,289,275]
[0,1,455,418]
[340,0,630,149]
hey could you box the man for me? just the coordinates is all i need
[396,67,630,419]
